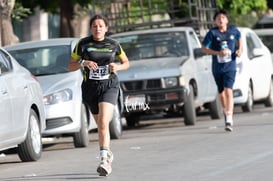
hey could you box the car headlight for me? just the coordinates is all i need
[43,88,73,105]
[163,77,178,88]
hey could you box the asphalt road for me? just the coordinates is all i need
[1,104,273,181]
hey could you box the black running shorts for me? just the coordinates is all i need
[81,74,119,114]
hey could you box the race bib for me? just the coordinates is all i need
[217,50,232,63]
[89,65,110,80]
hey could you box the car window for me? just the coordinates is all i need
[8,45,71,76]
[0,50,12,74]
[258,34,273,52]
[246,32,262,59]
[189,31,200,49]
[250,33,263,49]
[114,31,189,61]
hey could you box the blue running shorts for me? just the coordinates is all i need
[213,71,236,93]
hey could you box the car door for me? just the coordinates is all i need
[0,50,30,138]
[0,51,13,142]
[246,32,272,99]
[188,31,215,102]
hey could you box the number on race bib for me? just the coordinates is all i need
[89,65,110,80]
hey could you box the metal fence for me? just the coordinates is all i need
[90,0,217,36]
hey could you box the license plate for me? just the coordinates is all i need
[124,95,148,112]
[125,95,146,106]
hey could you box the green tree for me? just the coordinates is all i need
[216,0,267,27]
[0,0,19,46]
[268,1,273,9]
[10,0,270,42]
[16,0,92,37]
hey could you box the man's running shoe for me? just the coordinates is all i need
[225,122,233,132]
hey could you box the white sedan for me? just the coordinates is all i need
[233,27,273,111]
[0,47,46,161]
[5,38,124,147]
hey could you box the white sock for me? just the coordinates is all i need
[225,111,233,125]
[100,149,108,160]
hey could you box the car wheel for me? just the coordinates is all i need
[109,105,123,139]
[125,114,140,127]
[208,95,223,119]
[242,83,253,112]
[183,85,196,125]
[73,103,89,148]
[17,109,42,162]
[264,79,273,107]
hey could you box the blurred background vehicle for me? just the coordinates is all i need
[5,38,124,147]
[111,27,222,127]
[233,27,273,112]
[254,28,273,59]
[253,14,273,29]
[252,11,273,58]
[0,47,46,162]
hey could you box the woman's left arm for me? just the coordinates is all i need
[109,55,130,72]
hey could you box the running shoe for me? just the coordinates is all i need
[97,150,114,176]
[225,122,233,132]
[107,150,114,163]
[97,160,112,176]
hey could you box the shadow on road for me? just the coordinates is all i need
[0,172,101,181]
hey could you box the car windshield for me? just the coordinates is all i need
[8,45,71,76]
[258,35,273,52]
[114,32,189,61]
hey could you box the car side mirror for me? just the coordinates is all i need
[194,48,205,58]
[252,48,263,58]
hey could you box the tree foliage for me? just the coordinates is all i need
[12,2,31,21]
[128,0,188,22]
[217,0,267,14]
[16,0,90,13]
[9,0,270,41]
[14,0,93,37]
[216,0,267,26]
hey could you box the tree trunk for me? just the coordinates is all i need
[59,0,74,37]
[0,0,18,46]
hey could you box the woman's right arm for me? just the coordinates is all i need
[68,57,81,71]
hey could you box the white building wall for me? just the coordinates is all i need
[39,11,49,40]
